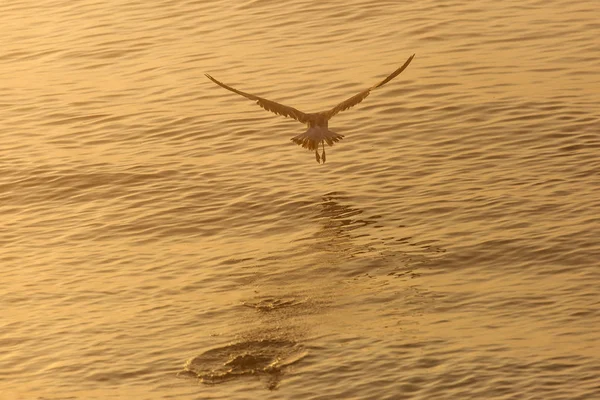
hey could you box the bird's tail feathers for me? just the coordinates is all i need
[291,127,344,150]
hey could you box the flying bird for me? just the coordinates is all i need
[205,54,415,163]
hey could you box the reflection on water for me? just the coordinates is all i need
[305,192,380,259]
[302,192,445,278]
[179,192,443,390]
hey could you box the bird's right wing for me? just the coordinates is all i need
[322,54,415,120]
[205,74,310,124]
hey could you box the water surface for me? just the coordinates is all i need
[1,0,599,399]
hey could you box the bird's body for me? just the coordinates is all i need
[205,54,414,163]
[290,112,342,163]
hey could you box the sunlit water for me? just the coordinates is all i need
[1,0,599,399]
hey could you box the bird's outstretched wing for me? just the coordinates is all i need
[205,74,310,124]
[322,54,415,120]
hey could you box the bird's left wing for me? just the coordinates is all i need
[205,74,310,124]
[322,54,415,120]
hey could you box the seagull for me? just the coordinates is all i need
[205,54,415,163]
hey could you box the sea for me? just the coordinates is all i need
[1,0,599,399]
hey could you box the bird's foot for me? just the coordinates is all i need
[315,150,321,163]
[321,150,326,163]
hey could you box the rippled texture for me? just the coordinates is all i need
[1,0,599,399]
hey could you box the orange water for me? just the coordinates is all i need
[1,0,599,399]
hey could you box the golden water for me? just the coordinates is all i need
[1,0,599,399]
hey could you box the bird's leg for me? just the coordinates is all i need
[321,141,326,163]
[315,149,321,163]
